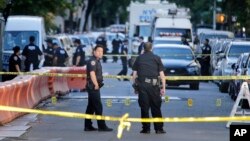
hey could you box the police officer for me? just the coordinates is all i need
[117,39,128,81]
[22,36,43,71]
[201,38,211,76]
[72,39,86,66]
[111,34,122,63]
[8,46,21,80]
[84,45,113,132]
[43,39,54,67]
[132,42,166,134]
[181,35,190,46]
[138,36,145,55]
[96,34,108,63]
[52,43,69,67]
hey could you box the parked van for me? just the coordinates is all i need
[151,9,193,48]
[2,16,46,70]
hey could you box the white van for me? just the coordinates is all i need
[2,16,46,70]
[151,9,193,47]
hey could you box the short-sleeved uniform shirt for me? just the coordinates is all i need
[87,56,103,83]
[73,45,86,66]
[9,54,21,72]
[54,47,69,66]
[132,52,164,78]
[44,46,54,66]
[22,43,42,63]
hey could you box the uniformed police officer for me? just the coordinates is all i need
[111,34,122,63]
[117,39,128,81]
[96,34,108,63]
[84,45,113,132]
[201,38,211,76]
[22,36,43,71]
[138,36,145,55]
[52,43,69,67]
[132,42,166,134]
[72,39,86,66]
[8,46,21,80]
[43,39,54,67]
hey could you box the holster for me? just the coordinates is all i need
[86,81,104,90]
[132,78,139,94]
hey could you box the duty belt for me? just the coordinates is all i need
[143,78,159,86]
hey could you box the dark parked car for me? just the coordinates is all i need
[153,44,201,90]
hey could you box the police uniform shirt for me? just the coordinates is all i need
[138,42,145,55]
[132,52,164,78]
[112,39,122,49]
[44,47,54,64]
[201,45,211,59]
[87,56,103,82]
[73,45,86,66]
[54,47,69,66]
[120,44,128,60]
[9,54,21,72]
[22,43,42,63]
[96,37,107,48]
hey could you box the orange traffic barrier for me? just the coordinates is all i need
[66,67,87,90]
[0,67,87,125]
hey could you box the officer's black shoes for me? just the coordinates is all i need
[123,79,130,81]
[84,126,98,131]
[140,129,150,134]
[98,127,113,132]
[155,129,166,134]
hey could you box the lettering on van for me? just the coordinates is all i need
[139,9,156,23]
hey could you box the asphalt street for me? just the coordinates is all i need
[1,61,237,141]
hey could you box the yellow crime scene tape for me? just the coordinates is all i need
[1,71,250,80]
[1,105,250,139]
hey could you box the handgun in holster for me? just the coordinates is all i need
[132,78,139,94]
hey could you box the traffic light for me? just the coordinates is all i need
[216,13,227,24]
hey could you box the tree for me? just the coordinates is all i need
[0,0,73,31]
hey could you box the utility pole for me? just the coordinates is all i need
[213,0,216,30]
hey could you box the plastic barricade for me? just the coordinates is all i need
[66,67,87,90]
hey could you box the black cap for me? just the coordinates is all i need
[13,46,20,52]
[46,38,53,44]
[74,39,81,44]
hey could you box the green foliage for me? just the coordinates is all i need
[1,0,73,32]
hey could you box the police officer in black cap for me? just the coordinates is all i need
[52,43,69,67]
[132,42,166,134]
[43,39,54,67]
[201,38,211,76]
[22,36,43,71]
[96,34,108,63]
[84,44,113,132]
[8,46,21,80]
[117,39,129,81]
[72,39,86,66]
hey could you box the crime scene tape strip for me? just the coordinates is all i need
[1,105,250,139]
[2,71,250,80]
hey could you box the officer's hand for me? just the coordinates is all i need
[94,84,99,90]
[160,88,165,96]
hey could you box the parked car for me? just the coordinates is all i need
[153,44,201,90]
[228,52,250,100]
[217,40,250,93]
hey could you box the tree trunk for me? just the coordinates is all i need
[83,0,96,32]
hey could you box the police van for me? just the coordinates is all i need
[2,16,46,71]
[150,9,193,48]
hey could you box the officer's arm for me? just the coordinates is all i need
[15,65,21,72]
[76,56,81,66]
[53,57,57,66]
[132,71,137,83]
[90,71,99,88]
[159,71,166,89]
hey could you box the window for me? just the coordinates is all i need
[4,31,39,51]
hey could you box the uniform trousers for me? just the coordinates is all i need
[85,89,106,128]
[138,81,163,130]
